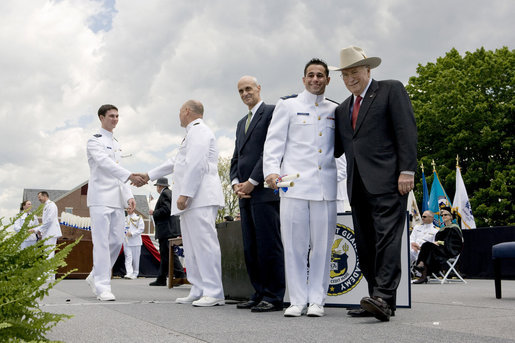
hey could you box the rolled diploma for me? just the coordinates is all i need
[280,173,300,182]
[264,181,294,188]
[277,181,294,188]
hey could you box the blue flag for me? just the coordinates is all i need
[421,170,429,213]
[428,170,452,227]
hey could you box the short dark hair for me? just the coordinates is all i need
[304,58,329,77]
[98,104,118,117]
[38,191,49,198]
[20,200,30,211]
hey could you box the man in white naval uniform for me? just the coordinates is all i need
[86,104,145,301]
[139,100,225,307]
[30,192,62,261]
[410,211,438,262]
[123,207,144,279]
[264,58,337,317]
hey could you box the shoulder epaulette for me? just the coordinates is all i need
[326,98,340,105]
[93,134,102,138]
[281,94,298,100]
[193,122,200,126]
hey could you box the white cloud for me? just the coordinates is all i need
[1,0,513,222]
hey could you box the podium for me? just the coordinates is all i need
[56,226,92,279]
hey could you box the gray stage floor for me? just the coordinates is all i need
[41,278,515,343]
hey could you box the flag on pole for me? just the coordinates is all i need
[453,164,476,229]
[407,190,422,228]
[421,169,429,213]
[428,163,452,227]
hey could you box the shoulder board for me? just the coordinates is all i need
[93,134,102,138]
[193,122,200,126]
[326,98,340,105]
[280,94,298,100]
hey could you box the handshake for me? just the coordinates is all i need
[128,173,150,187]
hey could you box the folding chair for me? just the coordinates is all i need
[430,254,467,284]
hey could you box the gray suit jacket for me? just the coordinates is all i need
[335,79,417,201]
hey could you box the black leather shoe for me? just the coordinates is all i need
[347,308,374,317]
[149,280,167,286]
[236,300,259,309]
[413,277,428,284]
[360,296,392,322]
[251,301,283,312]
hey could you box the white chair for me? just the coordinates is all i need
[430,254,467,284]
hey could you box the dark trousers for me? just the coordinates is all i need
[240,200,285,305]
[351,167,407,311]
[157,237,185,281]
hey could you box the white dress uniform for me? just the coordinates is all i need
[409,223,439,262]
[34,199,62,259]
[123,213,144,278]
[13,212,40,249]
[336,155,351,213]
[148,118,225,300]
[263,89,337,307]
[87,127,134,294]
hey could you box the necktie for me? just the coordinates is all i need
[245,110,252,133]
[351,95,362,130]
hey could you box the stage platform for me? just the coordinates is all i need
[41,278,515,342]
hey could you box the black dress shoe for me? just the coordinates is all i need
[348,307,395,317]
[360,296,392,322]
[347,308,374,317]
[413,277,428,284]
[149,280,167,286]
[251,301,283,312]
[236,300,259,309]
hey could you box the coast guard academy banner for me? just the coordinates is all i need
[326,213,411,308]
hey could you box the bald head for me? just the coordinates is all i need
[422,210,434,224]
[238,75,262,109]
[179,99,204,127]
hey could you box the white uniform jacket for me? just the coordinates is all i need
[263,90,338,201]
[125,213,144,246]
[148,118,225,215]
[14,212,39,241]
[410,223,439,246]
[36,200,62,239]
[87,128,133,208]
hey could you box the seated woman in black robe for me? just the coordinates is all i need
[413,206,463,284]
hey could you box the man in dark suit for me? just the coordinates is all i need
[149,177,186,286]
[331,46,417,321]
[230,75,284,312]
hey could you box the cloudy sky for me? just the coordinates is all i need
[0,0,513,222]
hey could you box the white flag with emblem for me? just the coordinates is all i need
[453,166,476,229]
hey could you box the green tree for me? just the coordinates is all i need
[0,206,79,342]
[406,47,515,227]
[217,156,239,223]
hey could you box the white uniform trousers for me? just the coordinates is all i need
[123,244,141,277]
[89,206,125,294]
[280,198,336,306]
[180,206,224,299]
[21,239,38,250]
[43,237,58,281]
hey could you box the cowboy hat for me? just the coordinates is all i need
[154,177,170,187]
[329,46,381,71]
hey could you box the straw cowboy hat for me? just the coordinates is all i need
[329,46,381,71]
